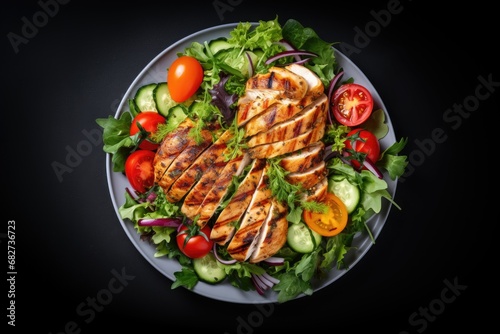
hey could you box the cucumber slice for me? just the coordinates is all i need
[193,252,227,284]
[134,83,158,112]
[209,37,233,54]
[329,177,360,214]
[153,82,176,117]
[287,222,322,253]
[128,98,140,117]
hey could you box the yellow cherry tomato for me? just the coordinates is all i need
[302,192,348,237]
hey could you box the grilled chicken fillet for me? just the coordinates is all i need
[242,94,317,138]
[210,158,266,245]
[248,199,288,263]
[248,116,326,159]
[285,160,328,190]
[278,141,325,173]
[194,153,252,228]
[153,118,196,184]
[156,127,214,192]
[226,163,272,262]
[245,66,308,100]
[246,94,327,148]
[285,63,325,99]
[166,129,233,203]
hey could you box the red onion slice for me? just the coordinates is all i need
[137,217,182,227]
[326,71,344,126]
[265,50,318,65]
[362,157,384,179]
[263,256,285,266]
[212,243,237,265]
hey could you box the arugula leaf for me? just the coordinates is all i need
[378,137,409,180]
[282,19,336,87]
[95,112,135,172]
[274,271,313,304]
[172,266,198,290]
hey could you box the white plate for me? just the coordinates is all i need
[106,23,398,304]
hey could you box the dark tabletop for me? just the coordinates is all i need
[4,1,496,333]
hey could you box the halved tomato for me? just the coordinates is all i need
[129,112,166,151]
[344,128,380,170]
[331,83,373,126]
[303,192,348,237]
[124,149,156,193]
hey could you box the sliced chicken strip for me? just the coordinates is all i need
[248,116,326,159]
[153,118,196,184]
[278,141,325,173]
[301,176,329,203]
[226,163,272,262]
[285,160,328,190]
[166,129,233,203]
[194,153,252,228]
[242,94,317,138]
[248,199,288,263]
[285,63,325,98]
[245,66,308,100]
[236,89,282,127]
[210,159,266,245]
[156,127,214,192]
[246,94,327,147]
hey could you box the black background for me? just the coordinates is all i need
[3,1,496,333]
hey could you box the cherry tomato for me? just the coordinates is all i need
[167,55,204,103]
[176,223,214,259]
[344,128,380,170]
[124,149,156,193]
[331,83,374,126]
[303,192,348,237]
[129,112,165,151]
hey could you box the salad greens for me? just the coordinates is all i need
[98,17,409,303]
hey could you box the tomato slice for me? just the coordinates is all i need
[303,192,348,237]
[331,83,374,126]
[124,149,156,193]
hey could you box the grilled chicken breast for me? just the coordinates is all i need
[248,199,288,263]
[285,160,328,190]
[245,66,308,100]
[153,118,196,184]
[246,94,327,148]
[242,94,317,138]
[194,153,252,228]
[248,116,326,159]
[156,127,214,192]
[301,176,328,203]
[278,141,325,173]
[226,163,272,262]
[285,63,325,98]
[166,129,233,203]
[210,158,266,245]
[236,89,283,127]
[150,64,333,264]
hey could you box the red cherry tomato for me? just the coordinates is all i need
[129,112,165,151]
[167,55,204,103]
[124,149,156,193]
[344,128,380,170]
[176,223,214,259]
[331,83,374,126]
